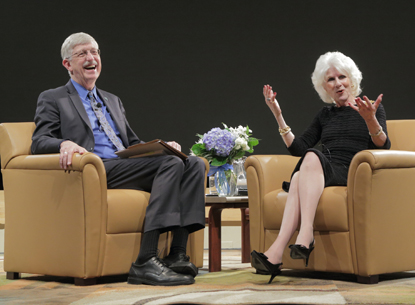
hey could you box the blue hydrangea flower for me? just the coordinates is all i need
[203,128,235,157]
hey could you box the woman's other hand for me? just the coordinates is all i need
[263,84,281,116]
[349,94,387,147]
[263,84,294,147]
[349,94,383,121]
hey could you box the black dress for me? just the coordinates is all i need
[282,104,391,192]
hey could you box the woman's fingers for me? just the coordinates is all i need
[263,84,274,101]
[373,94,383,108]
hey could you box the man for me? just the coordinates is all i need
[31,32,206,286]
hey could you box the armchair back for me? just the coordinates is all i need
[387,119,415,151]
[0,122,35,168]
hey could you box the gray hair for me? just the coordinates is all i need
[311,51,362,104]
[61,32,99,60]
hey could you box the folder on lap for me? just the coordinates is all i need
[115,139,188,161]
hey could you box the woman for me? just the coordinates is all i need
[251,51,390,284]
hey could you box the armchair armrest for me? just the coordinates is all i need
[347,150,415,276]
[349,149,415,172]
[6,152,105,171]
[3,152,109,277]
[245,155,299,251]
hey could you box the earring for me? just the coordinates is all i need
[351,84,355,88]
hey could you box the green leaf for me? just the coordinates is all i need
[191,143,205,155]
[248,138,259,147]
[211,158,226,166]
[233,151,245,159]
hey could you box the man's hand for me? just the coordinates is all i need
[167,141,181,152]
[59,140,88,169]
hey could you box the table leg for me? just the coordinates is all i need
[208,206,224,272]
[241,208,251,263]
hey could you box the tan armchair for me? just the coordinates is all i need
[0,122,208,285]
[246,120,415,284]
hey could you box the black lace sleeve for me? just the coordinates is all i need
[368,103,391,149]
[286,107,325,156]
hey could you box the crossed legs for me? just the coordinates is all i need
[264,152,324,264]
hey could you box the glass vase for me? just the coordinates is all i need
[214,167,237,197]
[233,157,247,195]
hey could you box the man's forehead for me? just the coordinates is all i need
[73,42,98,50]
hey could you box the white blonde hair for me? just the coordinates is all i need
[61,32,99,60]
[311,51,362,104]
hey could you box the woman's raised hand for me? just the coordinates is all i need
[263,84,281,116]
[349,94,383,122]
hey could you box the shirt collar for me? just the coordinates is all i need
[70,79,97,100]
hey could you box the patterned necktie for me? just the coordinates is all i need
[88,91,125,151]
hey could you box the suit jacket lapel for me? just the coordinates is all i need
[65,81,93,132]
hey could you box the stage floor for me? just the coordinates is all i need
[1,251,415,305]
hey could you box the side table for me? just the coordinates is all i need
[205,195,250,272]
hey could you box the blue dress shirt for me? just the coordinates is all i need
[71,79,122,159]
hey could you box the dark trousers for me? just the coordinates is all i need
[103,155,205,233]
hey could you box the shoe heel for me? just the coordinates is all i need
[268,274,277,284]
[305,242,315,267]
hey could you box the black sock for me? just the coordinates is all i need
[136,229,160,264]
[168,227,189,256]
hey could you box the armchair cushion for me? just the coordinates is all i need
[107,190,149,234]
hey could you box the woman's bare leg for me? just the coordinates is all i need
[295,152,324,248]
[263,152,324,263]
[264,172,301,264]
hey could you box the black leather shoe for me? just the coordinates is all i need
[162,253,198,277]
[127,257,194,286]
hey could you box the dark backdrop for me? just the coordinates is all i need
[1,1,415,188]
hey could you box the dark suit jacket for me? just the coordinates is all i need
[31,80,142,154]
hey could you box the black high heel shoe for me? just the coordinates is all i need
[251,250,283,284]
[289,240,315,267]
[251,258,270,275]
[250,250,269,274]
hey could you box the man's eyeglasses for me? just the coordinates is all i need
[67,49,100,60]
